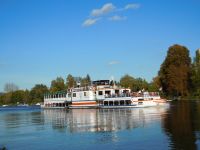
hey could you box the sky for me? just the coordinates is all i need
[0,0,200,92]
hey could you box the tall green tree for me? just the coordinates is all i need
[30,84,49,103]
[66,74,76,88]
[159,44,191,97]
[120,74,135,89]
[120,74,149,92]
[132,78,148,92]
[191,49,200,97]
[50,77,65,92]
[11,90,26,104]
[0,92,12,104]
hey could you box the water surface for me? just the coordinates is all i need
[0,101,200,150]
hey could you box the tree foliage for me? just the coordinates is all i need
[66,74,76,88]
[191,49,200,97]
[30,84,48,104]
[120,74,135,89]
[120,74,149,92]
[159,44,191,97]
[50,77,65,92]
[148,76,161,92]
[81,74,91,86]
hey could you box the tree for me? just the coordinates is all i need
[4,83,19,92]
[159,44,191,97]
[11,90,26,104]
[148,76,161,92]
[120,74,149,92]
[81,74,91,86]
[50,77,65,92]
[66,74,76,88]
[0,92,12,104]
[191,49,200,97]
[120,74,135,89]
[30,84,49,104]
[133,78,148,92]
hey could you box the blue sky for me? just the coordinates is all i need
[0,0,200,92]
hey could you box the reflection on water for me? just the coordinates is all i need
[0,102,200,150]
[162,101,200,150]
[43,107,168,133]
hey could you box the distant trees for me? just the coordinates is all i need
[66,74,91,88]
[0,92,12,104]
[66,74,76,88]
[11,90,27,104]
[120,74,149,92]
[4,83,19,92]
[148,76,161,92]
[50,77,65,92]
[29,84,48,104]
[158,44,191,97]
[81,74,91,86]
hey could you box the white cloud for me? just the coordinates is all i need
[108,61,120,65]
[82,18,100,27]
[91,3,116,17]
[82,3,140,27]
[109,15,127,21]
[125,3,140,10]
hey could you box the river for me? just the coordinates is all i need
[0,101,200,150]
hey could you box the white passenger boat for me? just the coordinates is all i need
[43,80,167,109]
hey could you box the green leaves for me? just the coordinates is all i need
[120,74,148,92]
[159,44,191,97]
[50,77,65,92]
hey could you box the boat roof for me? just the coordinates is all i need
[92,80,110,86]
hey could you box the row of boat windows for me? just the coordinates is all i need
[45,90,129,99]
[70,91,114,98]
[100,100,132,106]
[45,91,105,99]
[44,94,66,99]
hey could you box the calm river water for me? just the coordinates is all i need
[0,101,200,150]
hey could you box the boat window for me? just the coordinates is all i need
[68,94,71,97]
[98,91,103,95]
[114,101,119,106]
[73,93,76,97]
[104,101,108,106]
[84,92,87,96]
[109,101,113,106]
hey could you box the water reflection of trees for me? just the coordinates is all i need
[43,107,168,133]
[3,110,44,130]
[162,101,200,150]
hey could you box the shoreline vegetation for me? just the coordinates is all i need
[0,44,200,105]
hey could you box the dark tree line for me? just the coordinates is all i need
[1,44,200,105]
